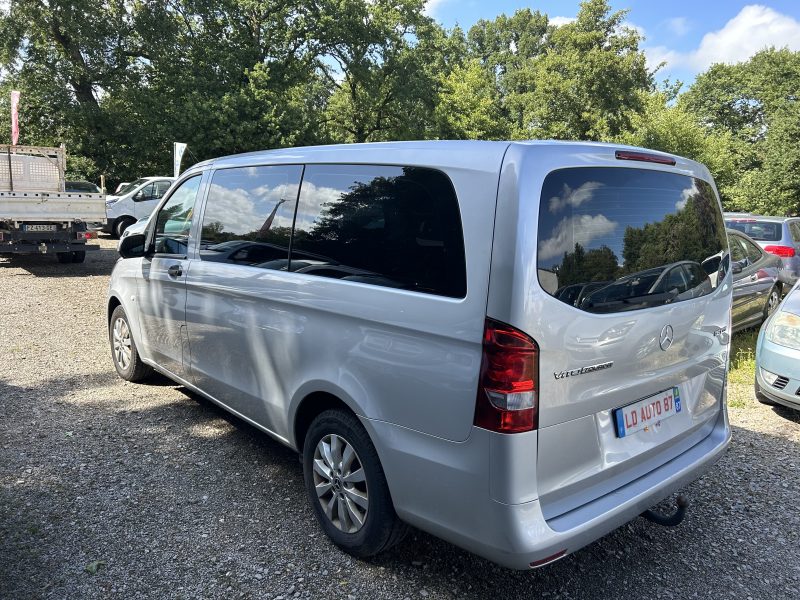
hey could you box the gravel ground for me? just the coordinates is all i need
[2,238,800,599]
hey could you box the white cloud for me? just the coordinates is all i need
[548,181,604,213]
[538,214,618,261]
[666,17,691,37]
[204,179,298,236]
[621,20,646,38]
[550,16,575,27]
[424,0,451,16]
[646,5,800,75]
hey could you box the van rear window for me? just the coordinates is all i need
[537,167,728,313]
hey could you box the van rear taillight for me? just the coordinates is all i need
[614,150,676,166]
[474,318,539,433]
[764,245,796,258]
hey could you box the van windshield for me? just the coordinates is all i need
[537,167,728,314]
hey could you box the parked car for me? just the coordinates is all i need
[579,261,712,311]
[755,280,800,412]
[725,215,800,286]
[102,176,175,238]
[65,180,102,193]
[107,141,731,570]
[114,182,131,194]
[726,229,783,332]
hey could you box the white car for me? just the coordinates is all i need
[103,176,175,238]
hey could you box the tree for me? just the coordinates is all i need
[677,48,800,213]
[434,58,509,139]
[317,0,444,143]
[462,0,652,141]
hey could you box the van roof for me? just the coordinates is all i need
[185,140,708,180]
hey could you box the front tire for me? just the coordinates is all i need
[302,409,407,558]
[763,284,781,320]
[113,217,135,239]
[109,305,153,382]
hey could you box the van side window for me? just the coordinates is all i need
[153,180,172,199]
[292,165,467,298]
[153,175,202,256]
[199,165,302,269]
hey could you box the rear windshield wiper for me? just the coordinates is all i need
[582,289,679,312]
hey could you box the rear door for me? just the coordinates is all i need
[490,148,732,517]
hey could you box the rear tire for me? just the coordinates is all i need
[56,252,72,264]
[71,251,86,263]
[302,409,408,558]
[113,217,135,239]
[109,305,153,382]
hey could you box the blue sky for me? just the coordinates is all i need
[425,1,800,89]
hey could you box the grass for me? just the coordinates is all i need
[729,329,759,384]
[727,328,760,408]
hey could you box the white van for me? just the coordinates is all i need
[103,176,175,238]
[108,141,732,569]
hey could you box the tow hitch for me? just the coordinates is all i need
[641,494,689,527]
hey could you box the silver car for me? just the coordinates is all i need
[107,141,731,569]
[725,216,800,286]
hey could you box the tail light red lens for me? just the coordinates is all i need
[764,245,796,258]
[76,231,97,240]
[474,318,539,433]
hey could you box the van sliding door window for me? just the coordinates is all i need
[199,165,303,269]
[292,164,467,298]
[538,167,729,313]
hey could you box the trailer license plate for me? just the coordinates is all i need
[614,387,682,438]
[24,224,58,232]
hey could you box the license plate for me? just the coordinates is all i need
[24,224,57,232]
[614,387,682,438]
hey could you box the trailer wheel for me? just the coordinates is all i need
[56,252,72,264]
[71,251,86,263]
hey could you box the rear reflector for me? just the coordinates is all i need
[764,245,796,258]
[474,318,539,433]
[530,549,568,568]
[615,150,676,166]
[76,231,97,240]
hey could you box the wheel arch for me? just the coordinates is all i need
[292,389,360,453]
[107,295,123,324]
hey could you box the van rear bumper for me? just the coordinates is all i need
[363,406,730,570]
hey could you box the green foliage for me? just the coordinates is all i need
[680,48,800,214]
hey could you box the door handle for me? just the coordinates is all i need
[167,264,183,278]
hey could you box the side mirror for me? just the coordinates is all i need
[118,233,147,258]
[732,262,743,274]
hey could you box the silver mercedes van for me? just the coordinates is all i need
[107,141,732,569]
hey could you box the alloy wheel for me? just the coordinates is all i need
[112,317,132,371]
[312,434,369,533]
